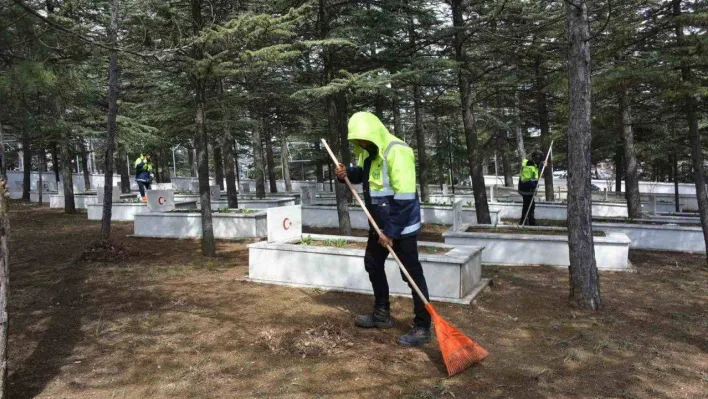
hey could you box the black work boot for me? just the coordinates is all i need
[355,306,394,329]
[398,326,432,347]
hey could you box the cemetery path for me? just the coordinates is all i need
[6,201,708,398]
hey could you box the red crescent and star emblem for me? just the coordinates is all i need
[282,218,292,230]
[158,196,166,205]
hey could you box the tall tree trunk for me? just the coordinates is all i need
[501,149,514,188]
[60,137,75,213]
[514,93,525,162]
[264,125,278,193]
[252,114,267,199]
[673,152,680,213]
[413,85,429,202]
[195,81,215,256]
[566,0,602,310]
[38,149,46,203]
[535,57,554,201]
[222,112,238,208]
[434,117,445,188]
[51,142,60,183]
[451,0,490,223]
[0,123,5,181]
[673,0,708,262]
[320,0,351,233]
[153,153,162,184]
[614,145,623,193]
[187,143,196,177]
[55,100,76,213]
[619,90,641,218]
[78,140,91,191]
[213,141,224,190]
[281,135,292,192]
[314,140,324,183]
[117,144,130,193]
[161,148,171,183]
[0,170,9,399]
[21,127,30,201]
[101,0,120,239]
[392,94,403,138]
[191,0,215,257]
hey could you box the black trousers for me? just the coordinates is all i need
[138,181,151,197]
[520,194,536,225]
[364,231,431,328]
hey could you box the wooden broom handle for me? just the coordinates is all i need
[320,139,429,306]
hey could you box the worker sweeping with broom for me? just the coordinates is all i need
[324,112,487,375]
[334,111,431,347]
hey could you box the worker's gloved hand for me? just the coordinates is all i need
[377,232,393,248]
[335,163,347,180]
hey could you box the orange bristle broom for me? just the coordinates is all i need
[321,139,488,376]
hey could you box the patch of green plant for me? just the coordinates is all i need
[333,238,347,247]
[301,235,314,245]
[239,208,256,214]
[424,246,438,254]
[219,207,231,213]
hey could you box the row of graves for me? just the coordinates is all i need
[25,181,705,305]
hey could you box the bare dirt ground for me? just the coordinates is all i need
[8,202,708,398]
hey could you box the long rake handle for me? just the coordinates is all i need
[521,140,554,227]
[321,139,430,306]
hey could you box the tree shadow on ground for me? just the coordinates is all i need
[8,261,87,399]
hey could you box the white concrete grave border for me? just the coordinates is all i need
[443,224,632,271]
[247,234,490,305]
[133,209,267,239]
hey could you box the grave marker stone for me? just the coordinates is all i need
[209,185,221,200]
[442,184,449,196]
[300,185,314,205]
[97,185,121,204]
[147,190,176,212]
[267,205,302,243]
[452,200,464,231]
[241,182,251,193]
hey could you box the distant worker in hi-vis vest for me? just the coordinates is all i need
[335,112,431,347]
[518,150,545,226]
[134,153,154,201]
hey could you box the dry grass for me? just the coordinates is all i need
[7,201,708,398]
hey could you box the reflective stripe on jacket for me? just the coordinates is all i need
[347,112,421,239]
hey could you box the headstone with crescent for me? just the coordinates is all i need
[42,181,57,192]
[241,182,251,193]
[147,189,176,212]
[266,205,302,243]
[452,200,464,232]
[209,185,221,200]
[299,185,314,205]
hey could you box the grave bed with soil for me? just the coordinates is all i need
[505,218,705,252]
[302,204,499,229]
[248,234,489,304]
